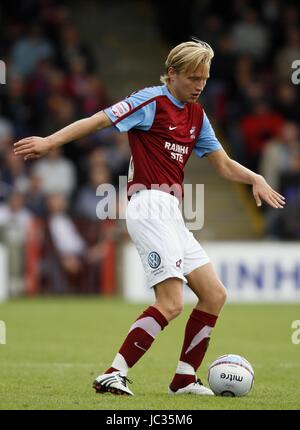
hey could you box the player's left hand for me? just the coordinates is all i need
[252,175,285,209]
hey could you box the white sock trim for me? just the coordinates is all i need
[185,325,212,354]
[111,353,129,376]
[128,316,161,338]
[175,361,195,375]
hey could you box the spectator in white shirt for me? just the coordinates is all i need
[0,192,33,295]
[33,147,76,198]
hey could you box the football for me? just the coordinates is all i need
[208,354,254,397]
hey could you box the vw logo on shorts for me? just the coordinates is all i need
[148,252,161,269]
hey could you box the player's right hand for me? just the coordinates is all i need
[14,136,53,160]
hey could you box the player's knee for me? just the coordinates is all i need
[169,306,184,320]
[170,301,184,319]
[154,277,184,320]
[211,283,227,308]
[160,300,184,321]
[218,284,227,306]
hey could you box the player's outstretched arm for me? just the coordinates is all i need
[14,111,112,160]
[206,149,286,209]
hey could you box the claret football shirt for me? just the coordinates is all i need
[104,85,222,200]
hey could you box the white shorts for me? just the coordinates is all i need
[126,189,210,288]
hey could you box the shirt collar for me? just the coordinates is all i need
[162,85,185,109]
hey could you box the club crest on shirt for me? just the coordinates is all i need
[190,126,196,139]
[111,101,131,118]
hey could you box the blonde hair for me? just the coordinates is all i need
[160,38,214,85]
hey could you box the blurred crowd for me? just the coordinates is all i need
[0,0,130,295]
[193,0,300,239]
[155,0,300,239]
[0,0,300,295]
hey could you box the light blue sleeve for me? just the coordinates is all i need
[104,87,161,132]
[194,112,223,158]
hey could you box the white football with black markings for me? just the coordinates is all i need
[208,354,254,397]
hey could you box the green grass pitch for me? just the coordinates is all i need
[0,297,299,410]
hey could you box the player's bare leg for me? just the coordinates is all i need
[187,263,227,316]
[169,262,227,395]
[93,277,183,395]
[152,277,184,321]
